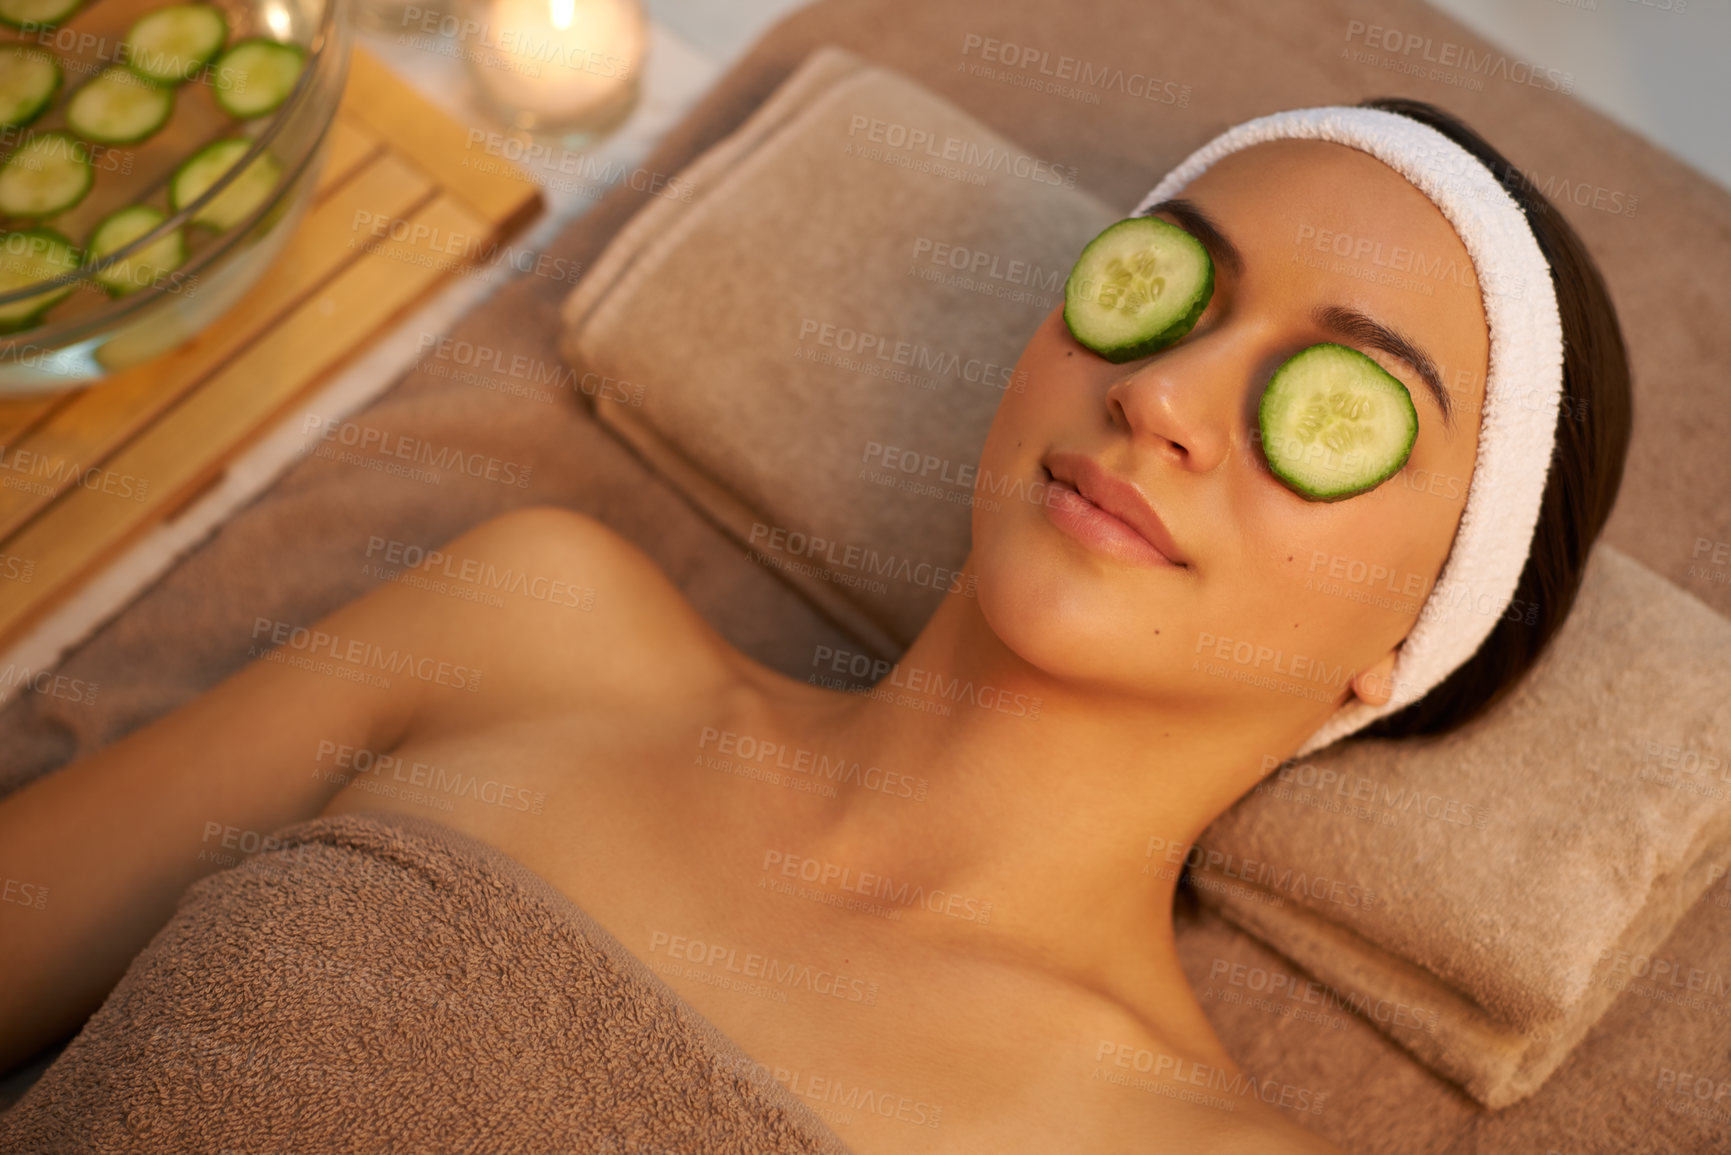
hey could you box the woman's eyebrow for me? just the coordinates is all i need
[1311,303,1453,433]
[1141,198,1243,277]
[1141,198,1453,433]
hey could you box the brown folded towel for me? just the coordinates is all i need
[0,810,853,1155]
[1184,544,1731,1108]
[559,44,1116,656]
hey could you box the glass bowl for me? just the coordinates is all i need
[0,0,352,394]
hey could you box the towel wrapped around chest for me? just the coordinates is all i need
[0,810,853,1155]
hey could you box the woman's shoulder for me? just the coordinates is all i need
[1095,1093,1343,1155]
[1072,1009,1343,1155]
[422,504,746,713]
[1221,1114,1344,1155]
[1171,1094,1346,1155]
[313,504,750,827]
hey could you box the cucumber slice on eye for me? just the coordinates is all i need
[0,45,61,129]
[1063,216,1214,363]
[86,203,185,296]
[0,226,79,330]
[1258,343,1419,501]
[0,131,93,218]
[0,0,80,30]
[211,39,306,119]
[169,136,282,230]
[66,65,176,145]
[124,3,229,84]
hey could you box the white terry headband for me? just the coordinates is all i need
[1131,106,1564,758]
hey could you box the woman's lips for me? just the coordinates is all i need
[1041,466,1184,569]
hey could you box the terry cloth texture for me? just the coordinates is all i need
[4,0,1731,1150]
[1187,545,1731,1107]
[0,810,856,1155]
[560,44,1117,655]
[554,43,1731,1108]
[1131,106,1565,760]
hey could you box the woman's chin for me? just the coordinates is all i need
[971,541,1168,686]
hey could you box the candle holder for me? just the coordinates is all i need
[457,0,647,147]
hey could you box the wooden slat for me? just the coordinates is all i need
[0,89,382,456]
[340,47,543,233]
[0,194,495,642]
[0,396,65,446]
[0,151,439,539]
[0,49,544,651]
[314,115,387,198]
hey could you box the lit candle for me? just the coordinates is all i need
[468,0,647,137]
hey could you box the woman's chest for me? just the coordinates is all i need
[312,719,1192,1153]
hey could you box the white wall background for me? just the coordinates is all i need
[1427,0,1729,192]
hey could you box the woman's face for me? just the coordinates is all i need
[970,138,1490,738]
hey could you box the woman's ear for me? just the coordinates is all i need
[1349,649,1401,707]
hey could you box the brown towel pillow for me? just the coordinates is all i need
[560,44,1115,655]
[1183,544,1731,1106]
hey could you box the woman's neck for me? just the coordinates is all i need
[743,558,1342,1044]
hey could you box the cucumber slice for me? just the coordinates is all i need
[66,66,176,145]
[170,137,282,230]
[1258,343,1419,501]
[0,131,92,218]
[1063,217,1214,363]
[0,226,79,330]
[86,204,185,296]
[0,0,80,30]
[0,45,61,129]
[124,3,229,84]
[212,39,305,119]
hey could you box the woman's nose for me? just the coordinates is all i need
[1101,343,1237,474]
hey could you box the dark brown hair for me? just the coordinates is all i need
[1351,96,1634,740]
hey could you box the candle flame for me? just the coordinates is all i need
[549,0,575,31]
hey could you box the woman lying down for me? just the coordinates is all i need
[0,98,1630,1154]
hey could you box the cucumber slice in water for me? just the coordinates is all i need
[0,45,61,129]
[1258,343,1419,501]
[124,3,229,84]
[1063,216,1214,363]
[0,0,80,30]
[212,39,305,118]
[0,131,92,217]
[0,226,79,330]
[86,204,185,296]
[170,137,281,230]
[66,66,176,145]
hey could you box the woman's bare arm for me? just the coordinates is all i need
[0,511,534,1075]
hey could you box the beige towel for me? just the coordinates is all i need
[0,810,854,1154]
[559,45,1116,655]
[1185,544,1731,1107]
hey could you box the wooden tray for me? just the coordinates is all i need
[0,46,544,652]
